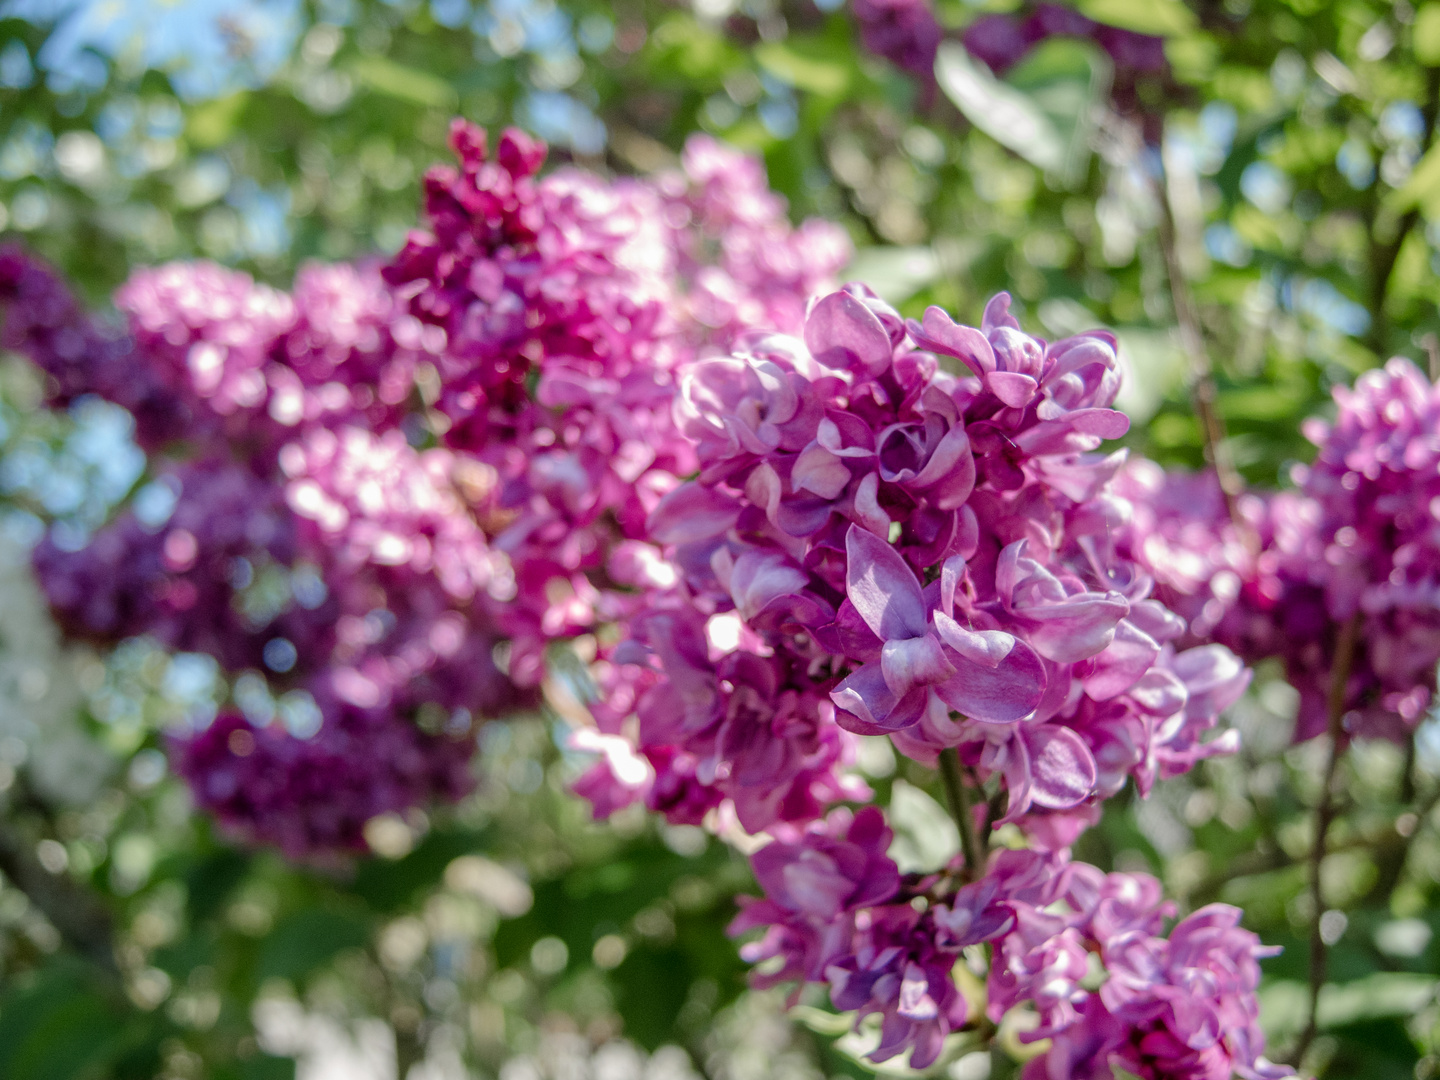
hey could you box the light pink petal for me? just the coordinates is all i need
[647,482,740,544]
[1024,725,1097,809]
[804,291,893,376]
[845,524,928,640]
[906,307,995,377]
[987,370,1038,408]
[881,633,956,698]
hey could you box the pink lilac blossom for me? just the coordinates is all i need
[31,458,336,675]
[564,286,1277,1072]
[1119,358,1440,742]
[2,124,843,857]
[381,120,845,684]
[173,686,476,859]
[116,261,297,449]
[658,136,851,343]
[729,809,1290,1076]
[0,243,192,448]
[586,287,1247,841]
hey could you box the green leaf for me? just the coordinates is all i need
[258,909,370,981]
[935,42,1067,173]
[0,966,128,1080]
[843,246,944,304]
[1384,141,1440,217]
[886,780,960,873]
[347,56,458,109]
[1417,3,1440,65]
[186,91,249,149]
[1003,39,1110,188]
[1076,0,1198,36]
[755,42,850,97]
[936,39,1107,187]
[1259,973,1439,1038]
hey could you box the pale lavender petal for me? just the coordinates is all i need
[851,471,891,538]
[845,524,928,640]
[987,370,1038,408]
[905,307,995,377]
[648,481,740,544]
[881,633,956,698]
[793,442,852,499]
[981,291,1021,333]
[1017,594,1130,664]
[1082,618,1161,701]
[934,635,1046,723]
[932,611,1012,668]
[1012,408,1130,456]
[1024,725,1097,809]
[804,291,893,375]
[727,548,811,622]
[831,662,927,733]
[911,422,976,509]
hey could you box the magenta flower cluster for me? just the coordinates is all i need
[583,289,1247,835]
[731,808,1287,1079]
[568,287,1282,1073]
[0,123,846,857]
[1122,357,1440,744]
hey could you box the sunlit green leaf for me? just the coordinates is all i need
[347,55,458,109]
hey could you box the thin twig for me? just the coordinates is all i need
[1291,612,1362,1066]
[939,748,985,881]
[1151,166,1247,530]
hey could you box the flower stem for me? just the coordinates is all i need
[1151,161,1247,534]
[1291,611,1362,1066]
[939,748,985,881]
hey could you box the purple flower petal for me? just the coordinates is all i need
[1024,724,1097,809]
[981,291,1021,333]
[793,442,852,499]
[804,291,894,376]
[933,630,1046,723]
[987,370,1039,408]
[831,662,928,733]
[845,524,928,640]
[1082,619,1161,701]
[905,307,995,377]
[648,482,740,544]
[881,633,956,698]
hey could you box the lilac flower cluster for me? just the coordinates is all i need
[381,121,847,685]
[1121,358,1440,744]
[730,808,1288,1078]
[3,117,1293,1070]
[584,288,1247,840]
[564,288,1279,1070]
[0,124,845,856]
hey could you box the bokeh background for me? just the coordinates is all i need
[2,1,1440,1078]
